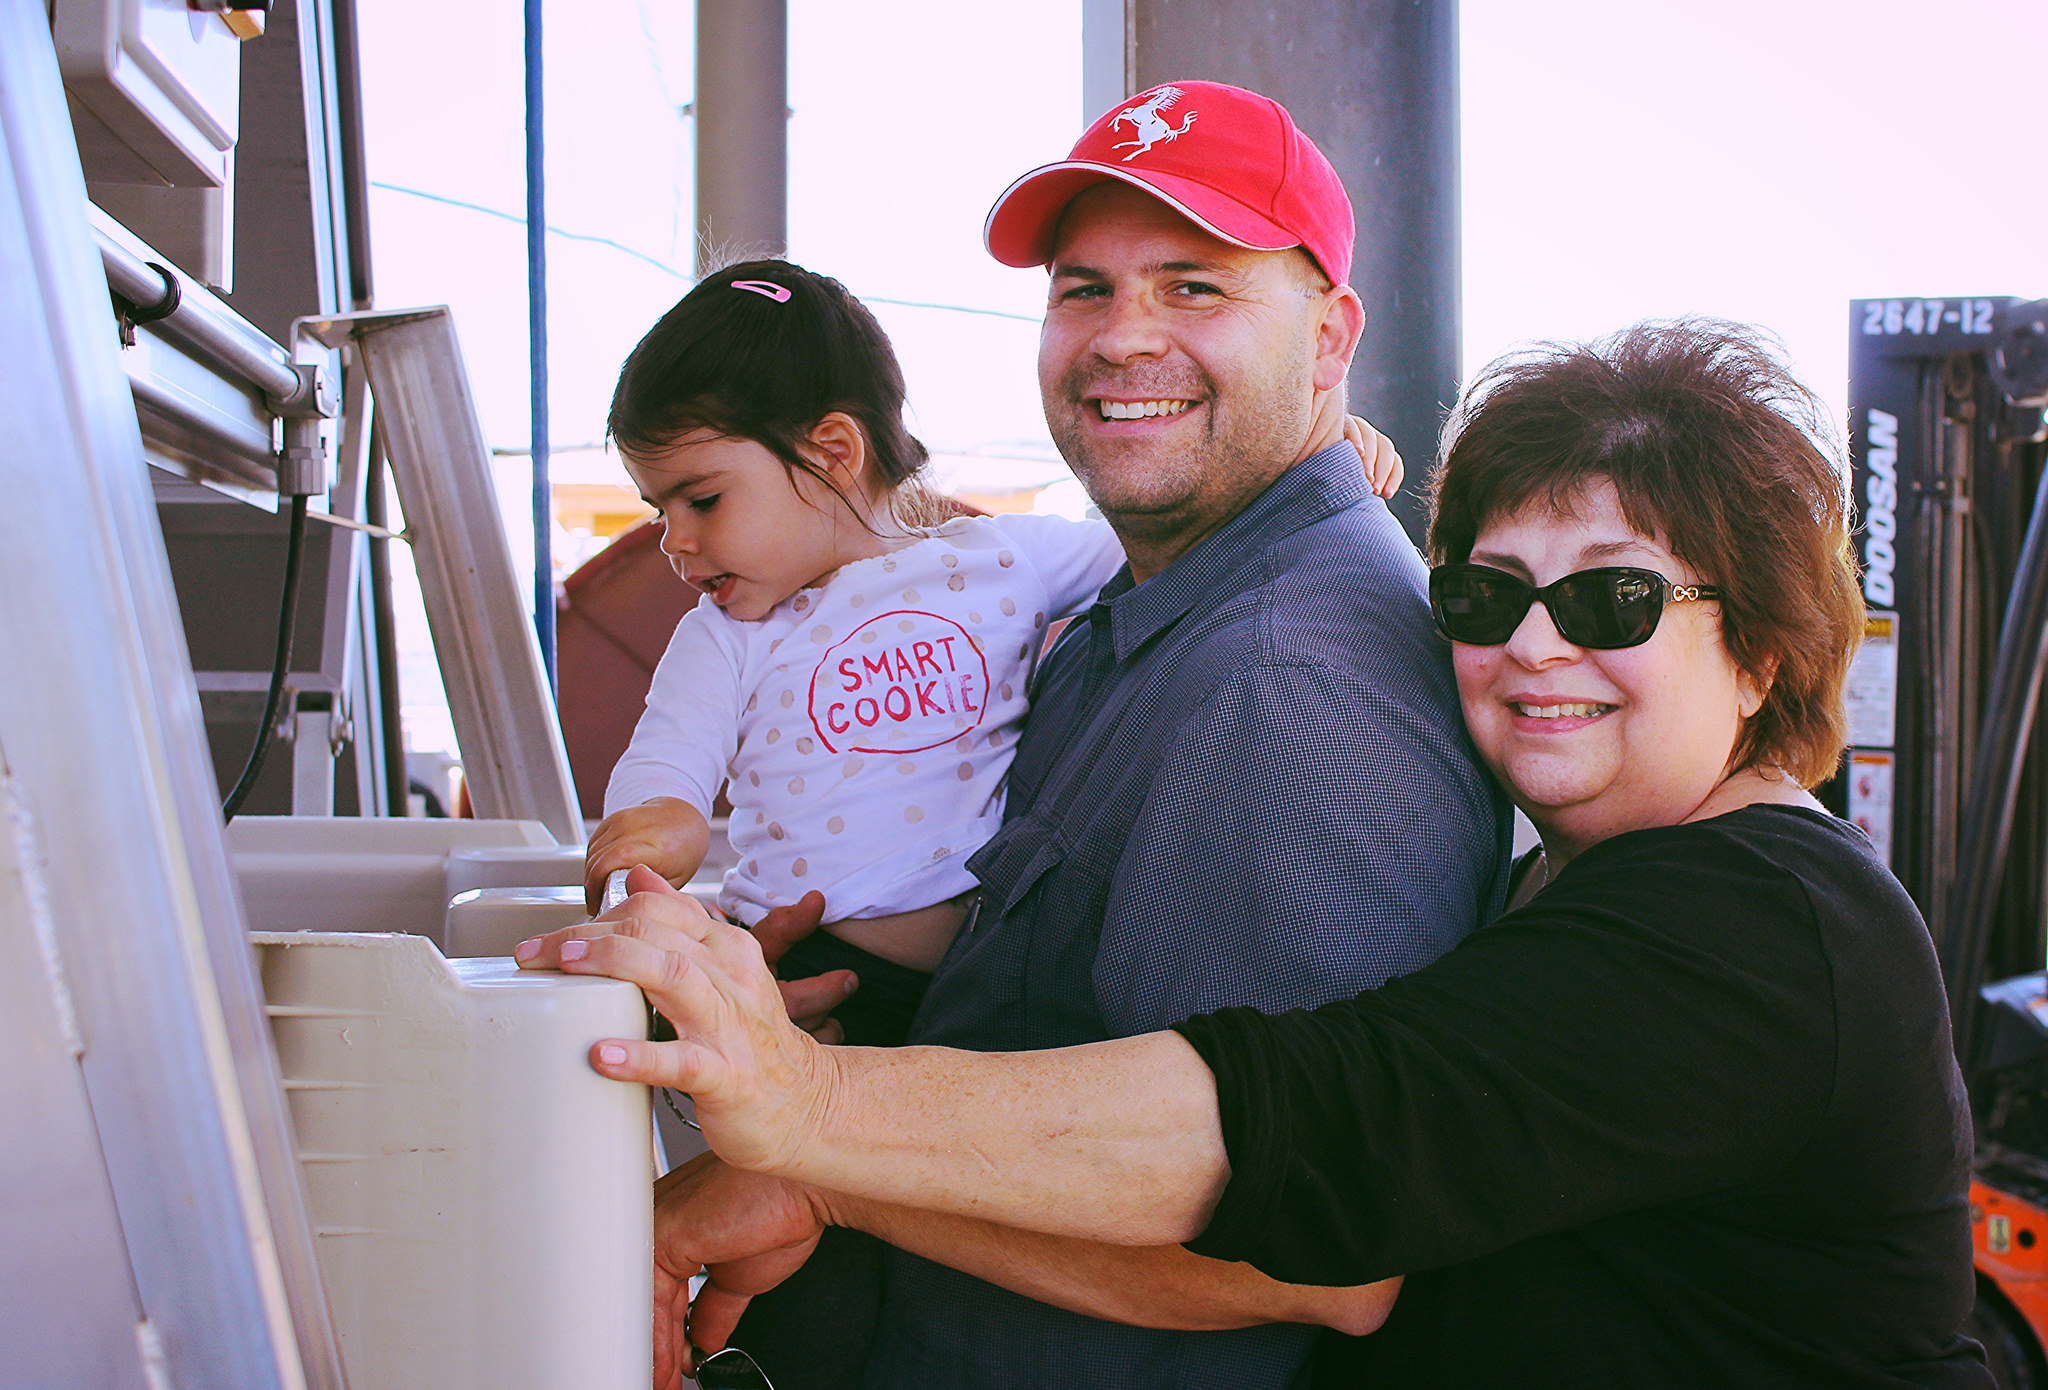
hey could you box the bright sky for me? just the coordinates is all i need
[357,0,1076,487]
[359,0,2048,466]
[1461,0,2048,448]
[355,0,2048,755]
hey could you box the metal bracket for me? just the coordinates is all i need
[328,687,354,760]
[265,361,335,497]
[1990,301,2048,446]
[267,360,334,419]
[111,260,181,348]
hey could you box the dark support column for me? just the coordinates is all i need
[695,0,788,272]
[1112,0,1460,545]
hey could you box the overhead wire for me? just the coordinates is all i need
[367,180,1041,325]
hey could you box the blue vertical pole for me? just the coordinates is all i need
[525,0,554,690]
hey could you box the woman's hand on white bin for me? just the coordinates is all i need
[514,865,849,1178]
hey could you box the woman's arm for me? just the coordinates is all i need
[799,1031,1226,1243]
[521,871,1229,1243]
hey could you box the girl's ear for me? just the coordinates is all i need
[805,412,870,486]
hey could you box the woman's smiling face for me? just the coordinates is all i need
[1452,477,1767,855]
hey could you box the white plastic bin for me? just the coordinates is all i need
[444,886,590,958]
[255,931,652,1390]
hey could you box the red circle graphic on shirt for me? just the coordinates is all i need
[807,611,992,755]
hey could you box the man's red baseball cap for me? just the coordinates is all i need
[984,80,1355,287]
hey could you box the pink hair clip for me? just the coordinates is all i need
[731,280,792,303]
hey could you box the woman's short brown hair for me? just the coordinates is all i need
[1428,319,1864,787]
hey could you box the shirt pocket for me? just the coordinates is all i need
[965,809,1068,923]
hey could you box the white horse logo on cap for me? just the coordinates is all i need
[1109,86,1197,162]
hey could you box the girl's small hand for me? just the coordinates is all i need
[1345,415,1405,499]
[583,798,710,912]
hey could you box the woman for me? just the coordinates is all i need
[527,321,1988,1387]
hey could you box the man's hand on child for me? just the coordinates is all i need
[1345,414,1405,499]
[582,797,711,913]
[650,1152,827,1385]
[751,891,855,1042]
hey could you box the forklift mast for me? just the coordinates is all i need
[1839,296,2048,1057]
[1845,297,2048,1385]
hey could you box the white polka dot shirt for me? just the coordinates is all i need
[606,513,1126,926]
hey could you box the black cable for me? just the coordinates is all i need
[406,777,449,819]
[222,493,310,822]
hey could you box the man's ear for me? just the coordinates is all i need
[804,412,871,485]
[1311,286,1366,394]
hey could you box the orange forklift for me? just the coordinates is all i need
[1833,296,2048,1385]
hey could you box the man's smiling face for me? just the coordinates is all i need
[1038,183,1331,566]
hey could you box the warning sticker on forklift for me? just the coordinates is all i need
[1847,751,1894,863]
[1845,612,1897,748]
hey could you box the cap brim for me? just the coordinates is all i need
[984,161,1300,268]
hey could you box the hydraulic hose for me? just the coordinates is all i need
[222,493,310,821]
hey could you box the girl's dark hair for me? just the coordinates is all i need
[1428,318,1864,787]
[607,259,931,520]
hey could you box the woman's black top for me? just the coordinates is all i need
[1174,805,1990,1389]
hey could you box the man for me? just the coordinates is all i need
[662,81,1505,1388]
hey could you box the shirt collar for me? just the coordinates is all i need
[1096,440,1375,661]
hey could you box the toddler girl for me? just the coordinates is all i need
[588,259,1125,1038]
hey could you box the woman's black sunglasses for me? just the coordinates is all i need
[1428,563,1722,650]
